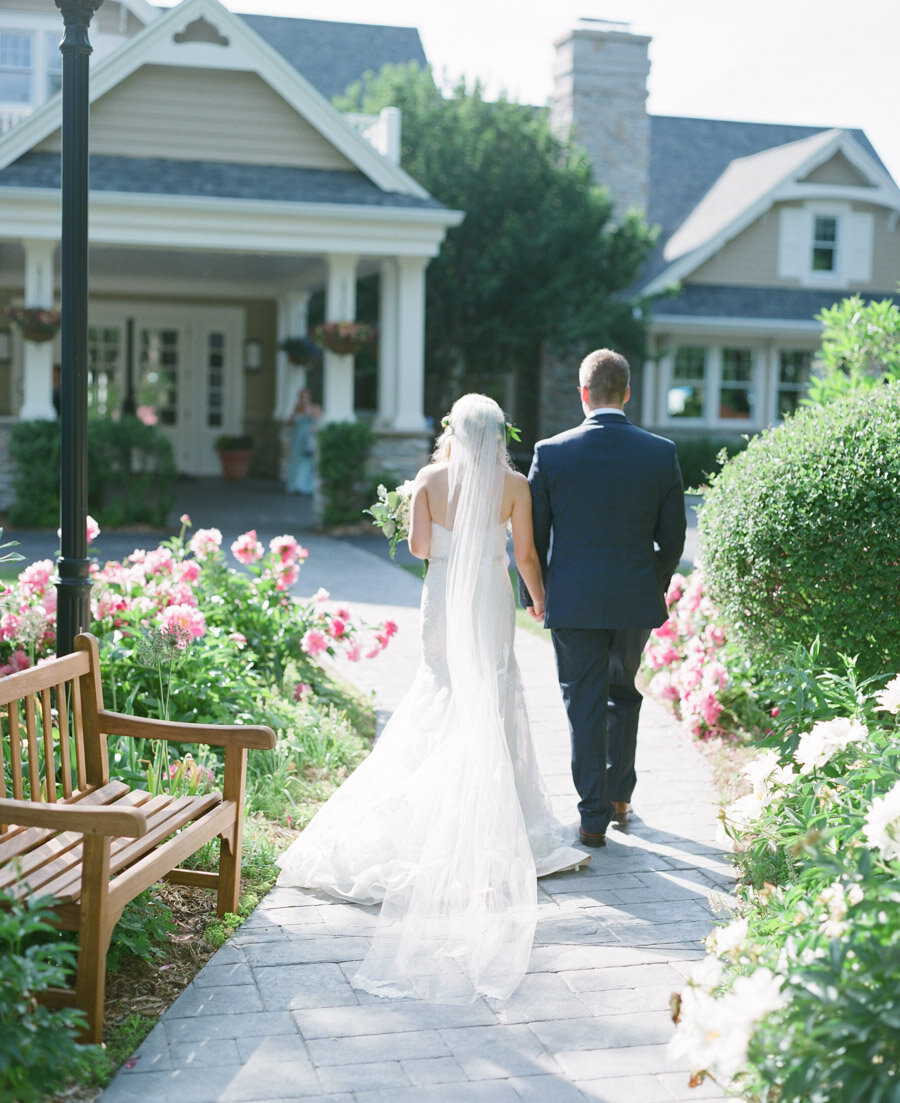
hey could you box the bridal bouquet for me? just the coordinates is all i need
[366,479,415,558]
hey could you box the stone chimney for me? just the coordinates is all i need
[550,18,651,221]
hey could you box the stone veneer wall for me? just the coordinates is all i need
[537,347,647,442]
[550,19,651,222]
[369,429,433,483]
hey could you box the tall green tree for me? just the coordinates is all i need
[336,65,656,434]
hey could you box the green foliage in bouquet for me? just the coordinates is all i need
[365,480,414,558]
[698,381,900,679]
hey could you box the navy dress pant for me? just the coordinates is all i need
[551,626,651,835]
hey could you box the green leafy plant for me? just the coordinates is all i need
[106,890,176,973]
[698,381,900,679]
[0,892,97,1103]
[807,293,900,406]
[317,419,377,526]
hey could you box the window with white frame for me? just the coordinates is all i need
[812,215,838,273]
[45,31,61,99]
[666,346,706,419]
[719,348,755,420]
[663,345,758,426]
[0,32,32,104]
[777,350,812,418]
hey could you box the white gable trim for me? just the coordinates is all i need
[0,0,429,200]
[642,129,900,297]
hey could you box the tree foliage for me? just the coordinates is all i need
[336,65,656,426]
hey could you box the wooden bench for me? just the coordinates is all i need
[0,631,276,1043]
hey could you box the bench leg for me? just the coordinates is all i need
[76,835,113,1044]
[218,748,248,918]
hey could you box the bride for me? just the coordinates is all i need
[277,393,588,1002]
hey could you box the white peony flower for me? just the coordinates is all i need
[794,718,868,775]
[706,916,749,958]
[743,750,781,797]
[874,674,900,715]
[686,954,725,993]
[863,781,900,861]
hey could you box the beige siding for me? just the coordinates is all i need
[691,210,783,286]
[869,207,900,288]
[691,201,899,291]
[36,65,356,171]
[801,152,872,188]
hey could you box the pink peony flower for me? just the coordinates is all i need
[144,548,175,576]
[86,515,101,545]
[293,682,313,702]
[665,573,687,607]
[269,535,301,564]
[179,560,201,584]
[301,628,329,656]
[328,617,347,640]
[232,530,264,565]
[345,642,361,662]
[159,603,207,645]
[383,619,398,638]
[180,513,191,526]
[189,528,223,558]
[18,560,53,598]
[0,613,19,640]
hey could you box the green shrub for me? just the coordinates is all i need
[317,420,377,527]
[698,382,900,678]
[808,293,900,406]
[0,893,97,1102]
[671,434,748,490]
[8,416,176,528]
[87,415,176,527]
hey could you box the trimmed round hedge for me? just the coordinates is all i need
[698,381,900,678]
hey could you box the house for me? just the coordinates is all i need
[0,0,460,497]
[542,19,900,441]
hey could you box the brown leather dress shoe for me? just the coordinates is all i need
[613,802,632,823]
[578,827,606,847]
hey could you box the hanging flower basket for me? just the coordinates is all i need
[8,305,61,343]
[313,321,376,356]
[279,336,322,366]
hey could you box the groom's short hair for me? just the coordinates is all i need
[579,349,630,406]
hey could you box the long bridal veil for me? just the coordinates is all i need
[277,395,546,1002]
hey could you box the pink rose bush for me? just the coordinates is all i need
[0,518,393,705]
[643,567,762,741]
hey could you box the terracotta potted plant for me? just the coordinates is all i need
[215,434,254,481]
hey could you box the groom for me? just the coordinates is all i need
[520,348,685,847]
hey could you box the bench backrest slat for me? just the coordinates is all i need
[0,648,101,815]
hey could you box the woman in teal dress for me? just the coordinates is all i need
[286,389,320,495]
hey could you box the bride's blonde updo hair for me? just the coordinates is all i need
[432,393,508,465]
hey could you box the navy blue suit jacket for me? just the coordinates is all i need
[522,411,685,630]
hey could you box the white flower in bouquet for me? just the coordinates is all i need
[365,479,416,558]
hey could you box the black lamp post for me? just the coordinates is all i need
[55,0,103,657]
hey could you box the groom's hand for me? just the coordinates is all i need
[527,604,544,625]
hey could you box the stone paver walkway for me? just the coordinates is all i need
[94,504,736,1103]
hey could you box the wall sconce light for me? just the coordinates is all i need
[244,339,263,371]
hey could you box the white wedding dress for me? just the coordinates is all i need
[277,477,586,1002]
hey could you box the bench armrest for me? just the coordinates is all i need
[98,710,277,751]
[0,797,148,838]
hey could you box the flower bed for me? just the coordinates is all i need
[668,669,900,1099]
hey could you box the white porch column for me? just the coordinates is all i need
[274,291,311,421]
[393,255,428,432]
[19,239,57,420]
[376,258,399,427]
[322,253,358,423]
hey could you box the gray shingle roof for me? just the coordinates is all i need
[650,282,896,322]
[642,115,886,285]
[238,13,427,102]
[0,151,443,207]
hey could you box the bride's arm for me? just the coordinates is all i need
[509,475,545,619]
[407,471,431,560]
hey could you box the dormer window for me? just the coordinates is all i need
[812,215,838,272]
[0,32,32,104]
